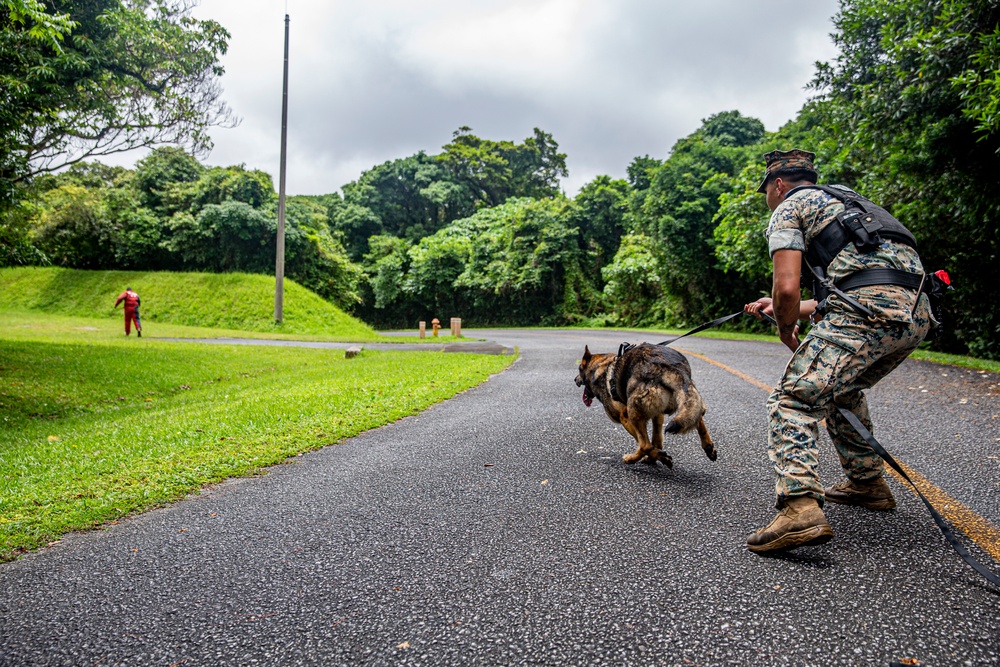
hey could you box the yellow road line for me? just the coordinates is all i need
[682,349,774,393]
[682,348,1000,563]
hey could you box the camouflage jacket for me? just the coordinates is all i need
[766,187,925,324]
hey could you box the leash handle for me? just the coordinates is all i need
[836,407,1000,587]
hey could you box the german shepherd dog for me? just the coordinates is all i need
[575,343,716,467]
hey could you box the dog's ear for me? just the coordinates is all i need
[582,345,591,362]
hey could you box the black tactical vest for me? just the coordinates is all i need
[785,184,918,272]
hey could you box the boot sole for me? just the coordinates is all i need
[825,495,896,511]
[747,525,834,553]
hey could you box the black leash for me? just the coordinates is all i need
[836,407,1000,587]
[610,310,775,403]
[655,310,772,346]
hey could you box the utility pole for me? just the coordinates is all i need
[274,12,290,323]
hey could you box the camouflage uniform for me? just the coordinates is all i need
[765,187,932,507]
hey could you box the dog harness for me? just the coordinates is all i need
[608,342,636,404]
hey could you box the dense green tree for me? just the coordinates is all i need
[0,200,47,266]
[331,152,474,259]
[701,110,766,147]
[31,184,110,268]
[601,233,664,326]
[360,234,412,312]
[356,197,597,328]
[813,0,1000,358]
[627,111,765,324]
[402,224,473,322]
[437,127,568,208]
[282,196,360,310]
[569,175,629,285]
[26,163,163,269]
[626,155,662,191]
[134,146,204,216]
[102,178,164,269]
[0,0,233,207]
[165,200,274,273]
[453,197,582,323]
[169,164,276,212]
[360,153,472,239]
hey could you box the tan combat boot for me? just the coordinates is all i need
[825,477,896,510]
[747,496,834,553]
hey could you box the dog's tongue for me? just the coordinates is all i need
[582,389,592,407]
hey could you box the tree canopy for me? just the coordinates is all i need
[809,0,1000,358]
[331,127,569,260]
[3,0,1000,358]
[0,0,234,206]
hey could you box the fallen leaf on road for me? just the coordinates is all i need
[397,642,410,649]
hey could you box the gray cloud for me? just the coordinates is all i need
[174,0,841,196]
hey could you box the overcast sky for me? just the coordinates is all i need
[179,0,841,197]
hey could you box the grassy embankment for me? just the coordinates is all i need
[0,268,514,560]
[0,266,388,340]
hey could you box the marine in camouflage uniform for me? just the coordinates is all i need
[745,149,932,553]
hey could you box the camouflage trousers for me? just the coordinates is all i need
[766,295,932,508]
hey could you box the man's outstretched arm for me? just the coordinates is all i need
[772,249,804,352]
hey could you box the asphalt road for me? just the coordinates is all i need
[1,329,998,666]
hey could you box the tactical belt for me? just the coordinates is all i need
[813,267,928,321]
[835,267,925,293]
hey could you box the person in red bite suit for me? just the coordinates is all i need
[114,286,142,337]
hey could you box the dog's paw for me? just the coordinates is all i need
[664,419,682,434]
[622,452,642,464]
[702,442,718,461]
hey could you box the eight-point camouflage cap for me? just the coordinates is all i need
[755,149,816,193]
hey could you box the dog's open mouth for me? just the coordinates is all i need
[582,386,594,407]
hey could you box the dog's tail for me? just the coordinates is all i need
[664,382,706,435]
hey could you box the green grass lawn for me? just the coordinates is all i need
[0,311,515,560]
[0,266,383,340]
